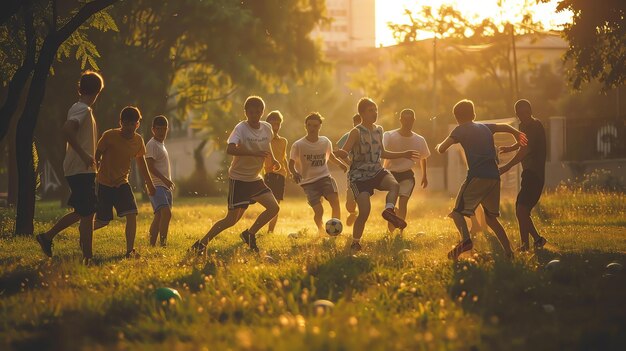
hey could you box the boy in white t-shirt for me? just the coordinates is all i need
[36,71,103,263]
[146,115,174,247]
[190,96,281,254]
[289,113,348,235]
[382,109,431,232]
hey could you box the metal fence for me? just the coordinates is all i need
[562,118,626,161]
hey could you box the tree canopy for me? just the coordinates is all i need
[542,0,626,90]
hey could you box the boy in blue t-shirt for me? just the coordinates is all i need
[436,99,527,260]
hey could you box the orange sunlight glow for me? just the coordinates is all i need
[376,0,573,46]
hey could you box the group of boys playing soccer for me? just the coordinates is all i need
[39,71,548,263]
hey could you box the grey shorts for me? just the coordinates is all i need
[301,176,338,206]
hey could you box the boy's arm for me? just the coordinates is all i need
[334,129,358,159]
[499,146,529,175]
[63,120,94,169]
[489,124,528,146]
[146,157,174,189]
[226,143,270,158]
[288,159,301,184]
[136,155,156,196]
[381,148,419,159]
[269,145,280,172]
[436,136,457,153]
[420,158,428,188]
[499,143,521,154]
[329,152,348,172]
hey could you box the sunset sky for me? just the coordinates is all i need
[375,0,573,46]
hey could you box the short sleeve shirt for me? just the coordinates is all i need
[382,129,431,172]
[146,138,171,188]
[264,136,288,177]
[449,122,499,180]
[227,121,273,181]
[519,118,546,180]
[290,136,333,185]
[96,129,146,187]
[63,102,97,176]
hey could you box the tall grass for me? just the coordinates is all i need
[1,190,625,350]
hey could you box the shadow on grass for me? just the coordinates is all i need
[306,254,373,301]
[0,265,42,297]
[10,294,144,351]
[449,249,626,351]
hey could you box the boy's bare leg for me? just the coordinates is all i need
[78,213,95,258]
[447,211,474,259]
[43,212,81,240]
[267,200,280,233]
[312,203,324,235]
[200,208,245,244]
[449,211,471,241]
[353,192,371,242]
[327,192,341,219]
[389,195,409,232]
[125,214,137,254]
[379,174,400,206]
[149,211,162,246]
[158,207,171,246]
[346,189,357,226]
[516,204,540,249]
[248,192,280,235]
[485,214,513,257]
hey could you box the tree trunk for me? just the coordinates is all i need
[14,0,119,235]
[0,2,35,143]
[14,41,56,235]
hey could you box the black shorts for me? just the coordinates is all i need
[66,173,97,217]
[391,169,416,198]
[96,182,138,222]
[516,170,544,209]
[264,173,286,201]
[228,178,272,210]
[349,169,391,198]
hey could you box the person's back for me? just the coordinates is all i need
[450,122,499,180]
[519,117,546,179]
[63,101,97,176]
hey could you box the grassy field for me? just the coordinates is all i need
[0,189,625,350]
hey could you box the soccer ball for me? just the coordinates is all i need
[325,218,343,236]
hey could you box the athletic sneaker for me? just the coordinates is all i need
[189,240,207,255]
[346,212,357,227]
[240,230,259,253]
[125,249,140,259]
[534,236,547,250]
[36,234,53,257]
[350,241,362,252]
[381,208,407,229]
[447,239,473,260]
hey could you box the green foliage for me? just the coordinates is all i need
[0,1,119,85]
[56,8,118,70]
[351,2,546,121]
[541,0,626,90]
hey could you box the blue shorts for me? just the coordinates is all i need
[149,186,173,213]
